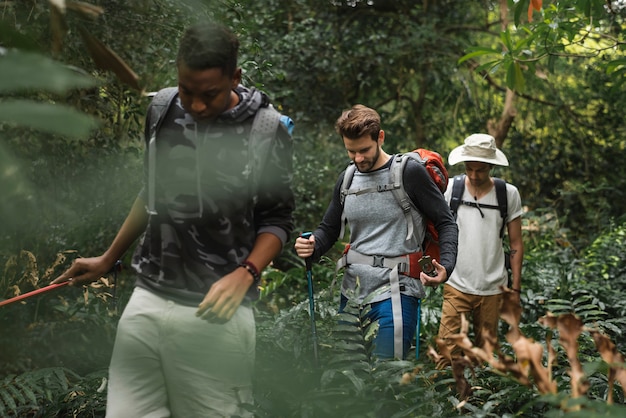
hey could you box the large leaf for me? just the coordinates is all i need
[458,47,501,65]
[0,100,99,138]
[606,58,626,75]
[514,0,530,26]
[506,61,526,93]
[0,22,40,51]
[0,50,96,94]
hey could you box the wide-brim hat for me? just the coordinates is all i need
[448,133,509,166]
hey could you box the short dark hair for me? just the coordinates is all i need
[176,21,240,76]
[335,104,381,142]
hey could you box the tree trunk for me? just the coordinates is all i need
[488,88,517,149]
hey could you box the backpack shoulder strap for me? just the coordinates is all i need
[449,175,508,237]
[146,87,178,215]
[449,174,466,219]
[146,95,284,214]
[340,163,358,205]
[493,177,508,238]
[389,154,416,241]
[249,105,282,199]
[338,163,358,239]
[147,87,178,138]
[339,154,412,241]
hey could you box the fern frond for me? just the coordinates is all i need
[0,367,76,416]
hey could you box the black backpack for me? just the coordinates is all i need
[449,174,508,236]
[449,174,510,269]
[144,87,284,215]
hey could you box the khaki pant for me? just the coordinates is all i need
[106,287,255,418]
[437,284,502,367]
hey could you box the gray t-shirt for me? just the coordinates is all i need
[312,156,458,303]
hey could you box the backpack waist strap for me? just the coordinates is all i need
[335,247,421,359]
[336,248,423,279]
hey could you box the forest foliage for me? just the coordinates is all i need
[1,0,625,416]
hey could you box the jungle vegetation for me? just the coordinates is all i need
[1,0,625,416]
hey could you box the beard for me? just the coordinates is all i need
[356,147,381,172]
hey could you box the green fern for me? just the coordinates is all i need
[0,367,76,416]
[0,367,108,417]
[546,290,611,330]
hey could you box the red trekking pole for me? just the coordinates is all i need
[0,260,122,308]
[0,282,70,307]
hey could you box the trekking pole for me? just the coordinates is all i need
[0,261,122,309]
[301,232,320,368]
[0,282,69,308]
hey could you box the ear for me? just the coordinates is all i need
[378,129,385,145]
[231,67,242,87]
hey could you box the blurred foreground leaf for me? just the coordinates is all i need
[0,50,96,94]
[0,100,99,138]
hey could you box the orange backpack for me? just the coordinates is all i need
[339,149,448,277]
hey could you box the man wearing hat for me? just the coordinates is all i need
[436,133,524,367]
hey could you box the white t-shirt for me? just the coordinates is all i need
[444,178,523,296]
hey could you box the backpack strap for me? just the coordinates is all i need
[338,161,392,239]
[146,87,178,215]
[248,105,282,203]
[450,174,466,219]
[493,177,508,238]
[449,174,508,238]
[338,163,357,240]
[340,154,414,241]
[335,247,412,359]
[339,163,355,206]
[145,89,283,214]
[389,262,404,359]
[336,154,424,360]
[389,154,417,241]
[336,248,411,274]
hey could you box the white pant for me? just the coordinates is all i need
[106,287,255,418]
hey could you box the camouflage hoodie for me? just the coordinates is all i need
[131,85,295,306]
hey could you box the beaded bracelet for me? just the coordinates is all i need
[239,260,261,284]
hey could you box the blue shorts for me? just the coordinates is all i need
[340,294,419,359]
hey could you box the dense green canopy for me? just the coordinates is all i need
[1,1,625,416]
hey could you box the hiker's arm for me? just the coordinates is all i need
[507,216,524,293]
[308,171,345,262]
[199,126,295,323]
[52,197,149,286]
[198,232,282,322]
[404,161,458,278]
